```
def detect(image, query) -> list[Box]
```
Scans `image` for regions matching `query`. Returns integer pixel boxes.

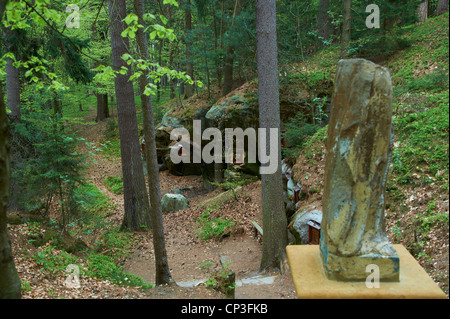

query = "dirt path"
[75,108,296,299]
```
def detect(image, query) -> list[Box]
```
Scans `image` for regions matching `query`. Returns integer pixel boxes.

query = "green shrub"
[195,211,235,241]
[11,88,87,226]
[33,245,80,275]
[282,113,321,162]
[393,91,449,184]
[103,176,123,195]
[349,33,412,60]
[104,119,119,139]
[84,253,152,289]
[100,138,121,158]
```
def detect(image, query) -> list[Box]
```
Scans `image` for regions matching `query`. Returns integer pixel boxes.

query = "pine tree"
[256,0,288,272]
[341,0,352,58]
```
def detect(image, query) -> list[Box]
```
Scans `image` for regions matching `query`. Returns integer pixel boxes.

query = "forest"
[0,0,448,300]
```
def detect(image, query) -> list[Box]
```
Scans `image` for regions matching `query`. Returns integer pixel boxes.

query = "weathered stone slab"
[320,59,399,282]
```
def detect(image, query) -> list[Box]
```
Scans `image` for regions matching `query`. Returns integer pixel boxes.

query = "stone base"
[319,236,400,282]
[286,244,447,299]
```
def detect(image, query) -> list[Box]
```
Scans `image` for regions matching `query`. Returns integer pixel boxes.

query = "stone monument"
[319,58,399,282]
[286,59,447,298]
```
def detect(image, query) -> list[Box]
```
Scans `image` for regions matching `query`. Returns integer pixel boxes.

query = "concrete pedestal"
[286,244,447,299]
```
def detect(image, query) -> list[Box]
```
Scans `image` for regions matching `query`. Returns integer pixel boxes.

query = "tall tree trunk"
[96,87,105,122]
[156,40,163,103]
[133,0,174,286]
[4,28,21,122]
[222,45,234,96]
[0,81,22,299]
[418,1,428,23]
[317,0,330,43]
[103,94,109,118]
[108,0,151,232]
[213,8,222,90]
[0,1,21,298]
[184,0,194,99]
[255,0,288,272]
[168,6,176,100]
[222,0,242,97]
[92,24,108,122]
[437,0,448,15]
[341,0,351,58]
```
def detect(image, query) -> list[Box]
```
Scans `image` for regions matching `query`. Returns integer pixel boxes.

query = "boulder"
[290,209,322,245]
[161,193,189,213]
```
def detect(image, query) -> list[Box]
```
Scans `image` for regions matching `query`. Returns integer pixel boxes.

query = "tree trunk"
[93,24,108,122]
[133,0,174,286]
[108,0,151,232]
[255,0,288,272]
[341,0,351,58]
[103,94,109,118]
[168,6,176,100]
[184,0,194,99]
[222,45,234,96]
[156,40,163,103]
[4,27,21,122]
[317,0,330,43]
[0,81,22,299]
[222,0,242,97]
[437,0,448,15]
[418,1,428,23]
[0,1,21,298]
[96,89,105,122]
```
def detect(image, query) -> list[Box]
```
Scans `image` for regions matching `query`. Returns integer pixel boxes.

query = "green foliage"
[206,265,236,298]
[32,223,152,290]
[11,88,87,225]
[72,182,116,230]
[392,91,449,186]
[349,33,412,60]
[195,209,235,241]
[84,253,153,289]
[406,69,449,92]
[93,226,134,262]
[282,113,322,162]
[104,119,119,139]
[103,176,123,195]
[415,201,450,235]
[215,171,258,192]
[200,259,236,298]
[46,33,94,84]
[34,245,80,274]
[100,137,121,159]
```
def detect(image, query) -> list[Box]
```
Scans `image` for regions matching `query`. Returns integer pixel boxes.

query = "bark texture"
[133,0,174,285]
[108,0,151,231]
[341,0,351,58]
[255,0,288,272]
[0,82,21,299]
[4,27,21,122]
[317,0,330,42]
[184,0,194,99]
[437,0,448,15]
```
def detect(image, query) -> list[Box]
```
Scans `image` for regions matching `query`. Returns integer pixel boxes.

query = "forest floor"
[8,106,296,299]
[79,112,297,299]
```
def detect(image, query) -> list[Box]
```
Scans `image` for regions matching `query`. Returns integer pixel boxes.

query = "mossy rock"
[6,212,23,225]
[56,231,88,254]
